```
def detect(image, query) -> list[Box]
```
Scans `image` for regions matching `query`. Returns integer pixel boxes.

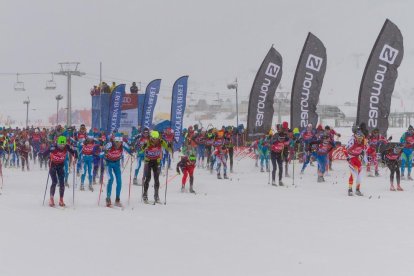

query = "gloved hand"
[176,169,181,175]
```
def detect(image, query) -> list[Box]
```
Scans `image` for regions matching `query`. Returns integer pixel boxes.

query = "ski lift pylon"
[14,73,25,92]
[45,73,56,90]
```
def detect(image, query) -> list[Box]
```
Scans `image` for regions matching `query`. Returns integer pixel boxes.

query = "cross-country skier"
[400,125,414,180]
[17,139,30,171]
[103,133,132,207]
[142,130,171,203]
[324,125,341,170]
[214,145,228,179]
[194,129,206,168]
[270,131,288,186]
[47,136,78,207]
[176,154,196,193]
[381,143,404,191]
[366,128,390,177]
[345,130,367,196]
[310,134,335,182]
[210,130,224,173]
[80,132,98,191]
[224,126,235,173]
[133,128,149,185]
[299,124,316,174]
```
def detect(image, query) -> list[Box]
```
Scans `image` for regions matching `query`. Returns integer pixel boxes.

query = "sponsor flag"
[246,46,283,140]
[170,76,188,152]
[108,84,126,134]
[119,94,138,135]
[290,32,327,130]
[356,19,404,135]
[137,94,145,128]
[100,93,111,133]
[141,79,161,129]
[91,95,101,130]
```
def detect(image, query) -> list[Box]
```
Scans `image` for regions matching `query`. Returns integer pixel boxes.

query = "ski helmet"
[57,136,67,145]
[150,130,160,139]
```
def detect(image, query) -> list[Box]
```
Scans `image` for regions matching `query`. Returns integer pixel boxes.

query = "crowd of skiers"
[0,120,413,208]
[0,123,243,207]
[250,121,412,196]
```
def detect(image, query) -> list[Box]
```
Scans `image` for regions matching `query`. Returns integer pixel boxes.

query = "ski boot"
[89,185,94,192]
[408,175,413,181]
[285,172,290,178]
[59,197,65,207]
[224,173,229,179]
[133,178,138,186]
[93,179,97,185]
[189,185,196,194]
[142,193,149,204]
[375,170,379,177]
[397,184,404,191]
[106,197,112,207]
[65,181,69,188]
[390,184,396,191]
[401,174,405,180]
[80,184,85,191]
[272,180,277,186]
[154,194,161,204]
[317,176,323,183]
[348,188,353,196]
[279,181,284,186]
[322,176,325,182]
[114,197,123,207]
[260,167,264,172]
[266,167,270,173]
[49,197,55,207]
[181,185,185,193]
[355,189,363,196]
[217,173,222,179]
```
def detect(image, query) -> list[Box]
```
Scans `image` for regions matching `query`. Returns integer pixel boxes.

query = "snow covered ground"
[1,129,414,276]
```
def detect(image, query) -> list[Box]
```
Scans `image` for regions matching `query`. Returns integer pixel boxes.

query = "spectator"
[101,82,111,94]
[90,85,100,96]
[130,82,139,94]
[110,82,116,92]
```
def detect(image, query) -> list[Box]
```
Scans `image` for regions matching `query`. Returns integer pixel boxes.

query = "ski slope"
[1,132,414,276]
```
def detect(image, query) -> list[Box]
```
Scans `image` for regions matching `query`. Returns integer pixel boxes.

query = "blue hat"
[114,132,123,142]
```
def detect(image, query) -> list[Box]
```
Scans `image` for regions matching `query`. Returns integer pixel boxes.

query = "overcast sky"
[0,0,413,125]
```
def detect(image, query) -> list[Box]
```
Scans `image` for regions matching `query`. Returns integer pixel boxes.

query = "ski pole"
[98,162,104,206]
[141,163,147,202]
[72,159,76,206]
[42,167,51,206]
[268,158,271,185]
[292,151,295,186]
[164,163,169,205]
[122,155,130,173]
[128,155,133,205]
[0,159,3,191]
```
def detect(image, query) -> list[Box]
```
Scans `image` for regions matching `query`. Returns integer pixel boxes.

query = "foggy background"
[0,0,412,126]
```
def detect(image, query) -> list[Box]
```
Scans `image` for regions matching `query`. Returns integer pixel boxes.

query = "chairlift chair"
[14,74,25,91]
[45,74,56,90]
